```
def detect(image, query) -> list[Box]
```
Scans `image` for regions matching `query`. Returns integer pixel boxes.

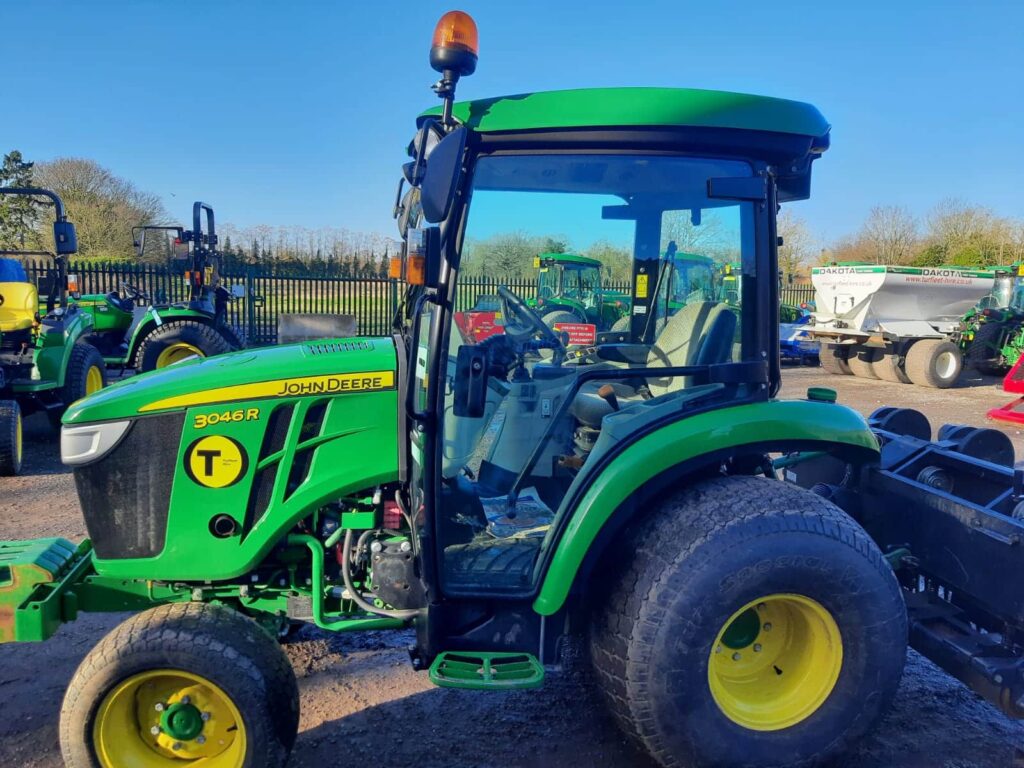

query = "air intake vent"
[306,341,373,355]
[73,413,184,559]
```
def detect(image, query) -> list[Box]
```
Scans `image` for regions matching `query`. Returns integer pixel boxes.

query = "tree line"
[0,150,398,278]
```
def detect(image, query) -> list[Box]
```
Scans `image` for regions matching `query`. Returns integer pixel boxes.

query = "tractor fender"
[32,310,95,389]
[532,399,879,616]
[125,308,220,362]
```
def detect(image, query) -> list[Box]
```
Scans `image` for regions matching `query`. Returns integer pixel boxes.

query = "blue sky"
[4,1,1022,245]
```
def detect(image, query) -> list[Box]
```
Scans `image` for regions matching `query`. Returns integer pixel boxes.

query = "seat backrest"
[646,301,730,396]
[0,282,38,332]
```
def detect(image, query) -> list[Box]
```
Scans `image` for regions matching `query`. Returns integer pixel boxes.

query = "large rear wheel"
[964,320,1010,376]
[136,320,235,372]
[0,399,23,476]
[590,476,906,768]
[60,602,299,768]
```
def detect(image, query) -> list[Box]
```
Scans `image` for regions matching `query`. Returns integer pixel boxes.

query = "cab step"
[428,651,545,690]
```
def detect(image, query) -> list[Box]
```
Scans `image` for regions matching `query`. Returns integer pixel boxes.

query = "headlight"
[61,420,132,466]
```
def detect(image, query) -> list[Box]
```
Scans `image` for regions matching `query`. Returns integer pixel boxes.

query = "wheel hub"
[160,701,204,741]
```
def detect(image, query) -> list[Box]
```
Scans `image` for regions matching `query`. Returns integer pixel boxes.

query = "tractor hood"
[63,337,399,425]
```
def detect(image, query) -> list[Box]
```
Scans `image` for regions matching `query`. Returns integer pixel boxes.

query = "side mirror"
[53,221,78,255]
[453,345,488,418]
[421,126,467,223]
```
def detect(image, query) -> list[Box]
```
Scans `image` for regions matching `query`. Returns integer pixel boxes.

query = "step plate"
[428,651,545,690]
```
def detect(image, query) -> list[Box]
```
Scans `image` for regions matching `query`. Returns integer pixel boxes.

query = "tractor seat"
[571,302,735,428]
[107,292,134,313]
[0,282,38,332]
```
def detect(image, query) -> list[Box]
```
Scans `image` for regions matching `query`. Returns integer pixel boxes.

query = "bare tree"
[777,209,816,278]
[860,205,917,264]
[32,158,168,260]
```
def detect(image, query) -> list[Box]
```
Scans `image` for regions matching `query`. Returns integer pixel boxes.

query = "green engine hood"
[64,337,399,424]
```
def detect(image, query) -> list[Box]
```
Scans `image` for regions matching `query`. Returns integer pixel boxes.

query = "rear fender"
[532,399,879,615]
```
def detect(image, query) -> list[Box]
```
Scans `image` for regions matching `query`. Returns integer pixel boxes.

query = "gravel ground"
[2,366,1024,767]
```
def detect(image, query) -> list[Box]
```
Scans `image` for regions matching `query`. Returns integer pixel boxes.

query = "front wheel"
[0,399,23,475]
[590,476,907,768]
[60,603,299,768]
[136,320,235,372]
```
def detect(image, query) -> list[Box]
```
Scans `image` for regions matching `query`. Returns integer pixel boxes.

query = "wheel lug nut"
[201,711,211,721]
[181,696,191,705]
[150,726,161,736]
[154,703,166,712]
[754,643,763,653]
[197,735,207,745]
[757,603,766,611]
[763,623,772,632]
[715,645,722,654]
[172,742,183,751]
[732,652,741,661]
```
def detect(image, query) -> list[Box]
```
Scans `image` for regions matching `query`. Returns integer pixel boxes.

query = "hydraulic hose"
[341,529,420,620]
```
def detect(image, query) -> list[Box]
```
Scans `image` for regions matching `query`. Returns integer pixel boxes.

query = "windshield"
[419,152,762,596]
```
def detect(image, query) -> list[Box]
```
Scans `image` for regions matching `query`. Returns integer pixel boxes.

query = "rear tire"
[51,343,108,428]
[136,320,234,373]
[871,351,912,384]
[60,602,298,768]
[818,343,852,375]
[846,346,881,378]
[590,476,906,768]
[905,339,962,388]
[964,320,1010,376]
[0,400,23,476]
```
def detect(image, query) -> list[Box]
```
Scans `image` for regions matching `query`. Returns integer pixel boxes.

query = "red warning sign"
[553,322,597,345]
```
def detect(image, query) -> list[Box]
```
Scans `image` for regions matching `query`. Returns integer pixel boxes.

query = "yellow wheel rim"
[85,365,104,395]
[156,343,204,368]
[708,594,843,731]
[93,669,246,767]
[15,410,22,465]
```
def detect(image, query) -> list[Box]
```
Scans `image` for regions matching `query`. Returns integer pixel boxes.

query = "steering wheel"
[120,281,149,303]
[497,285,566,357]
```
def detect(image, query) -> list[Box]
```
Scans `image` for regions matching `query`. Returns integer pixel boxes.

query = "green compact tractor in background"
[957,265,1024,375]
[0,187,106,475]
[73,201,243,373]
[530,252,630,330]
[4,12,1024,768]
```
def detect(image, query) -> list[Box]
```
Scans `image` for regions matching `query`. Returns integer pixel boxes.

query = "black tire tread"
[135,320,234,372]
[61,343,107,407]
[590,476,904,768]
[0,399,22,476]
[60,602,298,768]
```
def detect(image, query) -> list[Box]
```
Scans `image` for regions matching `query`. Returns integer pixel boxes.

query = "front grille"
[74,413,184,559]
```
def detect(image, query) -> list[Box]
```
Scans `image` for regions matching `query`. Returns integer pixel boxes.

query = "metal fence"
[22,259,816,345]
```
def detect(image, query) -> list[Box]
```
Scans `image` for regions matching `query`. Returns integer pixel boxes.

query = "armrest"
[594,343,650,365]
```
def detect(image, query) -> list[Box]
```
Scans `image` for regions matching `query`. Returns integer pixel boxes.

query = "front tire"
[60,603,299,768]
[590,476,907,768]
[136,320,234,372]
[0,399,23,476]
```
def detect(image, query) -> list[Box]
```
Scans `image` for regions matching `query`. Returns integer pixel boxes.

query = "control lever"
[597,384,620,411]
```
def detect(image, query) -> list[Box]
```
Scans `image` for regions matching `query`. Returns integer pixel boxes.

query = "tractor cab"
[531,252,628,331]
[390,15,828,614]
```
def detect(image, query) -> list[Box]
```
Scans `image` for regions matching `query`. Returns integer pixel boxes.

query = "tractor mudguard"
[13,309,94,392]
[532,398,879,616]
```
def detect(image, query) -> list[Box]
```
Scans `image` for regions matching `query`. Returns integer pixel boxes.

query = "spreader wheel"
[818,343,852,375]
[0,399,23,476]
[905,339,962,388]
[590,476,907,768]
[846,346,881,379]
[60,603,298,768]
[871,351,912,384]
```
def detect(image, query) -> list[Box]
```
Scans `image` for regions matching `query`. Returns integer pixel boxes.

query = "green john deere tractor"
[0,187,107,475]
[5,11,1024,768]
[72,201,243,373]
[530,252,630,331]
[956,265,1024,375]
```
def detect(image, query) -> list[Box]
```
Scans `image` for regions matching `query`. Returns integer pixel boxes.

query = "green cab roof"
[540,252,601,268]
[422,87,829,140]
